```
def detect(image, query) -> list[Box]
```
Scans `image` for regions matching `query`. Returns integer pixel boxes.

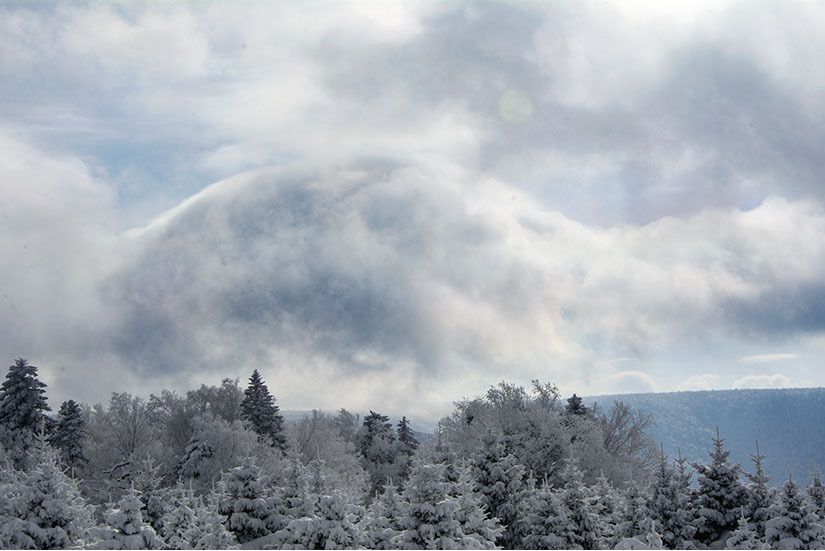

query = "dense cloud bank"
[3,1,825,411]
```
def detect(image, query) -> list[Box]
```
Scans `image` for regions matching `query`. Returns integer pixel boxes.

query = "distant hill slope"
[588,388,825,484]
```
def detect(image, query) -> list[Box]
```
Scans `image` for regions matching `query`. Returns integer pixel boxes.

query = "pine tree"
[765,476,825,550]
[362,480,405,550]
[807,470,825,518]
[360,410,399,494]
[396,416,419,456]
[452,463,502,549]
[160,483,199,549]
[240,369,287,452]
[0,358,50,457]
[177,434,215,482]
[693,428,748,545]
[132,457,168,534]
[99,487,165,550]
[558,459,600,550]
[49,399,87,474]
[184,494,238,549]
[519,479,569,550]
[746,443,774,539]
[309,490,363,549]
[590,472,622,548]
[619,481,650,540]
[1,446,96,549]
[649,448,696,549]
[470,435,527,548]
[217,458,278,543]
[727,512,768,550]
[565,394,589,416]
[395,460,466,549]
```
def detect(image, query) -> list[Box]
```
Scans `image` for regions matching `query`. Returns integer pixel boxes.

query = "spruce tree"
[396,416,419,456]
[470,435,527,549]
[360,410,399,494]
[520,479,569,549]
[361,480,405,549]
[452,463,503,549]
[693,428,748,545]
[746,443,773,539]
[807,470,825,518]
[49,399,87,474]
[727,512,768,550]
[185,494,238,549]
[558,459,601,550]
[619,481,650,540]
[240,369,286,452]
[0,358,50,456]
[132,457,168,534]
[99,487,165,550]
[649,448,696,549]
[765,476,825,550]
[395,460,466,549]
[590,472,622,548]
[217,458,278,544]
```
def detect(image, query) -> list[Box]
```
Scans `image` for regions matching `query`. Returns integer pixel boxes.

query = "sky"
[2,0,825,422]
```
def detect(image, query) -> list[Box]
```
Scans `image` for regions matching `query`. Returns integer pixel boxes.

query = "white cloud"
[733,374,793,389]
[604,371,657,394]
[738,353,799,364]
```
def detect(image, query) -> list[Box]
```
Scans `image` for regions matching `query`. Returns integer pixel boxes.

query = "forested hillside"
[590,388,825,484]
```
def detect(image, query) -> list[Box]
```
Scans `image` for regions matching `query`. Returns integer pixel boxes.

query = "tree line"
[0,357,823,549]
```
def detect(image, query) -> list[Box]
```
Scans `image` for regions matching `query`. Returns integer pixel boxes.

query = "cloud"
[604,371,657,394]
[733,374,794,389]
[738,353,799,364]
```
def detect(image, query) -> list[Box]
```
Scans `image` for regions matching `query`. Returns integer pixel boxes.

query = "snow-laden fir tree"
[177,433,214,482]
[619,481,650,540]
[746,443,774,540]
[693,429,748,546]
[0,445,96,549]
[159,483,200,549]
[727,512,768,550]
[0,358,50,460]
[519,478,570,550]
[807,471,825,518]
[361,480,406,550]
[451,463,502,549]
[649,448,696,549]
[217,457,279,544]
[470,434,527,549]
[132,456,168,534]
[240,369,287,452]
[184,494,238,550]
[558,458,601,550]
[396,416,419,457]
[278,490,363,550]
[98,487,165,550]
[360,410,399,494]
[394,459,471,549]
[49,399,87,474]
[765,476,825,550]
[589,471,623,548]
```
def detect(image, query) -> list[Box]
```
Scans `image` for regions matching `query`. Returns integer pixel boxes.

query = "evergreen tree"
[693,429,748,545]
[285,490,362,549]
[746,443,774,539]
[177,434,214,482]
[807,470,825,518]
[185,494,238,550]
[217,458,278,543]
[765,476,825,550]
[558,459,600,550]
[362,480,405,550]
[240,369,287,452]
[99,487,165,550]
[619,481,650,540]
[452,464,503,549]
[590,472,623,548]
[470,435,527,549]
[565,394,589,416]
[727,512,768,550]
[359,410,399,494]
[0,358,50,457]
[49,399,87,474]
[0,446,96,549]
[159,483,199,549]
[520,479,569,550]
[395,460,466,549]
[132,457,168,534]
[396,416,419,456]
[649,448,696,549]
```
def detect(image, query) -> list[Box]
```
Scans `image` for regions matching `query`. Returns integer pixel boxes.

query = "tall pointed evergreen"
[807,470,825,518]
[396,416,419,456]
[0,358,50,455]
[240,369,286,452]
[49,399,87,474]
[746,442,773,540]
[693,428,748,546]
[765,475,825,549]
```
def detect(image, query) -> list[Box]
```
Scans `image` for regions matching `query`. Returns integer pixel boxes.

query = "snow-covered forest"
[1,359,824,550]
